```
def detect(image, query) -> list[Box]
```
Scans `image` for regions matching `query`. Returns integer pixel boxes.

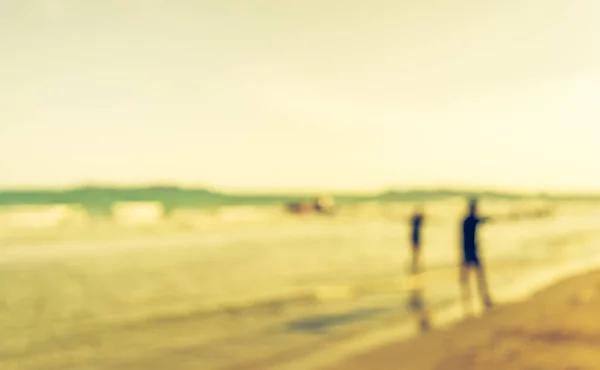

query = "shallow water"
[2,203,600,370]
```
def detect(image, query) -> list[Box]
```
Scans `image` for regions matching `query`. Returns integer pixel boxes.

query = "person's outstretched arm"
[478,215,494,224]
[481,214,518,223]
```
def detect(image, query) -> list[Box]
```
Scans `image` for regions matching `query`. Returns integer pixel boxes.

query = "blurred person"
[410,205,425,274]
[460,198,493,314]
[384,204,440,275]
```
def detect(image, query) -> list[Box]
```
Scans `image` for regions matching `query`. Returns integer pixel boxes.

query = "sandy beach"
[2,200,600,370]
[325,269,600,370]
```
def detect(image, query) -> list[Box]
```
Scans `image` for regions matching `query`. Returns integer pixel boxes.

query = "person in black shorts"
[410,205,424,274]
[460,198,493,313]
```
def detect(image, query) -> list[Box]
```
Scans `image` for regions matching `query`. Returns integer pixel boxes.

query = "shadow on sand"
[284,307,390,334]
[282,273,433,336]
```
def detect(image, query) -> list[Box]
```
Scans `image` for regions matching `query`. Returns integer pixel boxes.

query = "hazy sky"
[2,0,600,191]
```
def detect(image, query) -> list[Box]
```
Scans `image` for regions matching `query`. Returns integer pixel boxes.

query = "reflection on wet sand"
[407,273,431,332]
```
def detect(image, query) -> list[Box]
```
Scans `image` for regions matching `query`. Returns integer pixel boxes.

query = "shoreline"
[259,252,600,370]
[321,267,600,370]
[4,208,600,370]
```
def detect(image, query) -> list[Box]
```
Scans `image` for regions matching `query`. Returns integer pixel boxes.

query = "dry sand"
[325,269,600,370]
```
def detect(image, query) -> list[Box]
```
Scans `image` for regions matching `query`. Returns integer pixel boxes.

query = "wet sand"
[325,269,600,370]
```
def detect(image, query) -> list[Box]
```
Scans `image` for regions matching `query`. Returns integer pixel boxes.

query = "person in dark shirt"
[410,205,424,274]
[460,198,493,313]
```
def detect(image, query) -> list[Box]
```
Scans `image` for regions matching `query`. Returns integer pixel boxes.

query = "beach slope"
[325,270,600,370]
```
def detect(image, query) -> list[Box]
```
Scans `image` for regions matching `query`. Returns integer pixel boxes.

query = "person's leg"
[411,244,420,274]
[459,263,473,315]
[475,260,493,308]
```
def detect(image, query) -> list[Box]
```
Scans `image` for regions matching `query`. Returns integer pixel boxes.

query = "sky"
[2,0,600,192]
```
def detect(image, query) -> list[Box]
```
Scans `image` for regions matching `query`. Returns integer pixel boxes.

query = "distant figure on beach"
[410,205,424,274]
[460,198,493,313]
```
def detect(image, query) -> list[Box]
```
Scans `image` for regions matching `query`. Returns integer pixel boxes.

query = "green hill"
[0,186,594,214]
